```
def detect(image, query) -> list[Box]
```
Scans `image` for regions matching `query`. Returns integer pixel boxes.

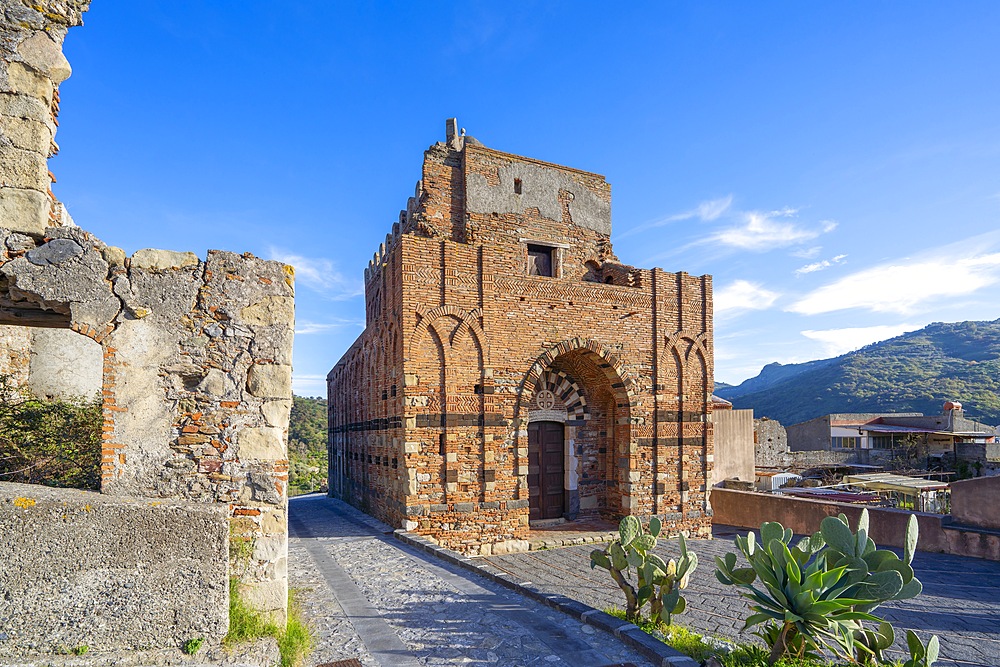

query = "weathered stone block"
[0,144,48,190]
[247,363,292,399]
[242,295,294,326]
[130,248,199,270]
[0,186,48,235]
[261,398,292,427]
[0,114,50,153]
[5,61,53,105]
[17,32,73,84]
[239,426,285,460]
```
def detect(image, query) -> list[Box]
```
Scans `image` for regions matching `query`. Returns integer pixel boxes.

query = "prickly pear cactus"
[590,516,697,625]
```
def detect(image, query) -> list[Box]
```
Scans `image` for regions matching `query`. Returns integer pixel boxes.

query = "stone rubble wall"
[0,0,295,654]
[0,227,295,627]
[1,1,89,236]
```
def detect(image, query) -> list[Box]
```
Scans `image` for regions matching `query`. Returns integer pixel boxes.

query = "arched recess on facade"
[514,338,635,522]
[664,330,712,515]
[407,305,489,367]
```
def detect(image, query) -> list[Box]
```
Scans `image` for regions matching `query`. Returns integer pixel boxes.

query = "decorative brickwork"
[328,121,714,554]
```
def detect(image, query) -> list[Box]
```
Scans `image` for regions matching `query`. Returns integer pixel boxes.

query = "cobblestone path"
[486,526,1000,667]
[288,495,657,667]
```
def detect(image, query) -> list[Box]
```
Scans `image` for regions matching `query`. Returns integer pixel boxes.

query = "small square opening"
[527,244,553,277]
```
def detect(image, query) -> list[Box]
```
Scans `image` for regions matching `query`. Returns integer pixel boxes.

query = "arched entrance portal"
[519,343,633,524]
[527,421,565,521]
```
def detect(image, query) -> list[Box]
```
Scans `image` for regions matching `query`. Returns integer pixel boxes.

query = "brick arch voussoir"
[515,337,635,421]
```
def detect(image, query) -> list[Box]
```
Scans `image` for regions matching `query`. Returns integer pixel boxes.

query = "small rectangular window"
[527,244,553,277]
[514,178,523,194]
[831,436,860,449]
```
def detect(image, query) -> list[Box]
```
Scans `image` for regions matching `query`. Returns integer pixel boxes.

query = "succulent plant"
[590,515,697,625]
[714,509,932,665]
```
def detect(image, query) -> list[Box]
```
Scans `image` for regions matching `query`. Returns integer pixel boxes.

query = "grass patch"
[225,579,313,667]
[603,609,903,667]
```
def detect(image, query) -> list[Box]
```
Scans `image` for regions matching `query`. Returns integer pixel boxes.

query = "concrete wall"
[950,476,1000,530]
[0,481,228,656]
[786,415,832,451]
[712,408,754,484]
[711,486,1000,561]
[754,417,789,468]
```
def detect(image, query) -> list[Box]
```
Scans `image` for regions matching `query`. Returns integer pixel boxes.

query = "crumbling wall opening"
[0,264,105,489]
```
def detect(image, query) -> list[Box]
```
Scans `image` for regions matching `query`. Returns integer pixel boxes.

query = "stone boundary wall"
[0,482,228,656]
[711,486,1000,561]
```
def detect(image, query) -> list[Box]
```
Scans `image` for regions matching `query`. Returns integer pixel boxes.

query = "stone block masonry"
[0,1,295,656]
[329,121,715,554]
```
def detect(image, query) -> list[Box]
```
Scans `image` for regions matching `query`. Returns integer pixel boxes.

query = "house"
[326,120,715,554]
[786,402,997,465]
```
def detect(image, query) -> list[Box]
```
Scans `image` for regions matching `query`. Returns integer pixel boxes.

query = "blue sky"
[54,2,1000,395]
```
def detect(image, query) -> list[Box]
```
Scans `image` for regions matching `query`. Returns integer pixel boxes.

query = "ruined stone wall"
[0,228,295,623]
[1,1,88,235]
[0,1,294,642]
[330,124,714,554]
[754,416,790,468]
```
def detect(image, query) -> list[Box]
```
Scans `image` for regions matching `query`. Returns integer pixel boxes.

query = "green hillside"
[722,319,1000,426]
[288,395,328,496]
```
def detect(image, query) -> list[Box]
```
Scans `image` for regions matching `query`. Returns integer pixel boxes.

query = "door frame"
[527,410,577,521]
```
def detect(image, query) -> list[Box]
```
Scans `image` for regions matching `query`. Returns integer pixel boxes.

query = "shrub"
[225,579,313,667]
[0,377,101,490]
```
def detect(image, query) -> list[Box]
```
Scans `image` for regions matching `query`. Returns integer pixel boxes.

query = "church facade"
[327,120,715,554]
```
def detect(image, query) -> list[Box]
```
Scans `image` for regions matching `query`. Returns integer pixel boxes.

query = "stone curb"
[393,529,699,667]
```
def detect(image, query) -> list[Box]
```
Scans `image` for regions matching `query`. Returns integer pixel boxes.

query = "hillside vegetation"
[716,319,1000,426]
[288,396,327,496]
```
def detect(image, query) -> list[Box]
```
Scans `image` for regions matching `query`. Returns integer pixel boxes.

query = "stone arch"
[515,337,634,420]
[531,369,589,421]
[515,339,634,522]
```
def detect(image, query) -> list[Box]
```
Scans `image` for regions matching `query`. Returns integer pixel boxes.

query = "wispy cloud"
[801,323,919,357]
[789,249,1000,315]
[619,195,733,239]
[268,247,363,300]
[295,319,364,335]
[715,279,780,317]
[795,254,848,276]
[292,374,327,397]
[792,246,822,259]
[708,208,833,252]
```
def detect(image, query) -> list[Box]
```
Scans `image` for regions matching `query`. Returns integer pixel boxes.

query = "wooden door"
[528,421,565,521]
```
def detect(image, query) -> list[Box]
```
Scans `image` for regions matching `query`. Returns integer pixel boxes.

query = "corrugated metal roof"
[845,473,949,492]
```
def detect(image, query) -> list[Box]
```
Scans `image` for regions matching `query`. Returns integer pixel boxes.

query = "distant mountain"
[715,358,837,400]
[717,319,1000,426]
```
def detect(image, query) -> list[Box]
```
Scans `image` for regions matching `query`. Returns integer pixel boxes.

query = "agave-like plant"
[715,509,930,665]
[590,515,697,625]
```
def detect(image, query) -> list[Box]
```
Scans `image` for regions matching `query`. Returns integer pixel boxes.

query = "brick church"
[327,120,715,554]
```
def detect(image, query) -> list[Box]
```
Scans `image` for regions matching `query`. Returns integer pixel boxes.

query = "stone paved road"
[486,526,1000,667]
[288,495,657,667]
